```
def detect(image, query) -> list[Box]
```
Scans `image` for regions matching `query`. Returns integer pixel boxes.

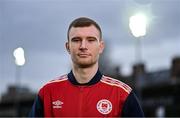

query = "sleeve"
[121,90,144,117]
[28,94,44,117]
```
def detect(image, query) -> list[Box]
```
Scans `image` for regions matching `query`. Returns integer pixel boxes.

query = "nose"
[79,40,87,50]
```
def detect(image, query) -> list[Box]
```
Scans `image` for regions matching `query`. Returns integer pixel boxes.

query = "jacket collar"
[67,69,102,86]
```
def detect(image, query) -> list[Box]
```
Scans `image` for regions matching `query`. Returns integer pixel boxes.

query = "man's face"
[66,25,104,68]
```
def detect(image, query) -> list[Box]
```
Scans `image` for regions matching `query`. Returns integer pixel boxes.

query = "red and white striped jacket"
[29,70,144,117]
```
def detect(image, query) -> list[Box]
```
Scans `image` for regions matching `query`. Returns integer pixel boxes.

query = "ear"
[99,40,105,54]
[65,42,70,54]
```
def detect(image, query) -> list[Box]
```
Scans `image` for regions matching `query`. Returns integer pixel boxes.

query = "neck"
[72,63,99,84]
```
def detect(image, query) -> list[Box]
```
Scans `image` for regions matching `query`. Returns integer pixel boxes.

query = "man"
[29,17,144,117]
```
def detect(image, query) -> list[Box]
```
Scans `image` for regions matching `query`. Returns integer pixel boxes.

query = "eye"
[87,37,97,42]
[71,37,81,42]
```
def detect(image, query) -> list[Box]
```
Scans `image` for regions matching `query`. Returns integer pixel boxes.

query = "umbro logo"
[52,100,63,109]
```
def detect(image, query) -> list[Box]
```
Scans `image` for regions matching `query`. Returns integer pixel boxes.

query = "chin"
[78,63,93,68]
[77,61,97,68]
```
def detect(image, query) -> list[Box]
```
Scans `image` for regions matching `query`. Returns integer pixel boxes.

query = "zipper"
[78,87,84,116]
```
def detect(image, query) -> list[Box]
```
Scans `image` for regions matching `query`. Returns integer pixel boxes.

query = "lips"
[78,53,90,57]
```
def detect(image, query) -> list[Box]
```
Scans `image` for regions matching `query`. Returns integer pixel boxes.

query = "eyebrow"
[70,37,81,40]
[86,36,97,39]
[70,36,98,40]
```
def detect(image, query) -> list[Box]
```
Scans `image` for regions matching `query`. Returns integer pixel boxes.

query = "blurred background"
[0,0,180,117]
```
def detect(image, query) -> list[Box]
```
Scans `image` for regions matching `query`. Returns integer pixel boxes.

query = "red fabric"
[38,75,131,117]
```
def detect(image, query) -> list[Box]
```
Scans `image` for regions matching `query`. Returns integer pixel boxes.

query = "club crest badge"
[96,99,112,114]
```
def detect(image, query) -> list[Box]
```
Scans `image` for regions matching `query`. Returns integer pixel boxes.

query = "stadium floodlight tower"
[129,13,147,63]
[13,47,26,116]
[129,13,148,99]
[13,47,26,87]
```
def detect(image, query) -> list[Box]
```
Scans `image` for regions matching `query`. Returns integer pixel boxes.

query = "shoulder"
[38,74,68,98]
[100,75,132,94]
[47,74,68,84]
[40,74,68,90]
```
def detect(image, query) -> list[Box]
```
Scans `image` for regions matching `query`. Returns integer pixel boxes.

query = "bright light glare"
[129,13,147,37]
[13,47,26,66]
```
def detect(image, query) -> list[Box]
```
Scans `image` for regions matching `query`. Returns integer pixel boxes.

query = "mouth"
[78,53,90,57]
